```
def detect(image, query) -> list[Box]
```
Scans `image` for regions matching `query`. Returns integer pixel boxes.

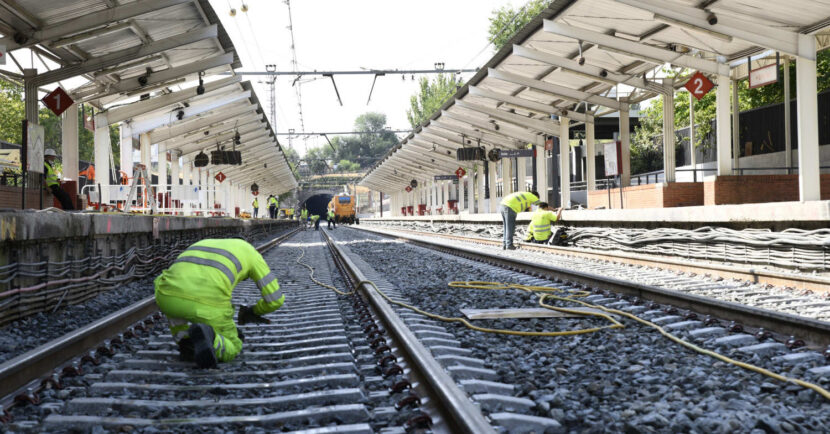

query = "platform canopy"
[0,0,297,195]
[360,0,830,194]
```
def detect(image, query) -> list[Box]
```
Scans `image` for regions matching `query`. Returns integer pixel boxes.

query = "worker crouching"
[154,238,284,368]
[524,202,563,244]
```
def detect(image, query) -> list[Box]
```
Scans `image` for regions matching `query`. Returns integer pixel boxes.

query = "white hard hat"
[44,149,57,157]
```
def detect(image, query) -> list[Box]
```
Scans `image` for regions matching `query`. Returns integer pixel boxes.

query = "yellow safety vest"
[311,215,319,222]
[501,192,539,214]
[328,210,335,219]
[154,239,284,316]
[301,210,308,219]
[252,198,258,208]
[525,209,558,241]
[44,161,60,187]
[269,197,278,207]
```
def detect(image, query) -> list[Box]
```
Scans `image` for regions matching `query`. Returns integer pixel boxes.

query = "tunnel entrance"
[304,194,333,218]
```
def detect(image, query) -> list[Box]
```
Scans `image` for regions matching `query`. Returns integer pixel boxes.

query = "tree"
[406,74,460,128]
[487,0,548,51]
[301,112,398,176]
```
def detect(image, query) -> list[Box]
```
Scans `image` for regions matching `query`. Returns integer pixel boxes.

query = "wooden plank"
[460,307,615,320]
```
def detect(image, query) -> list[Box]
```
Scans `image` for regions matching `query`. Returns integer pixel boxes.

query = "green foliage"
[488,0,548,51]
[0,80,24,145]
[335,159,360,172]
[406,74,460,128]
[301,113,397,177]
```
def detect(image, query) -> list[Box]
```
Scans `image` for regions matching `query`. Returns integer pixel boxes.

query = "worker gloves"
[238,305,271,325]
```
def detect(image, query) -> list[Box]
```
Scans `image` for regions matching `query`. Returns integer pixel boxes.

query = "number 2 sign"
[685,71,714,101]
[41,86,74,117]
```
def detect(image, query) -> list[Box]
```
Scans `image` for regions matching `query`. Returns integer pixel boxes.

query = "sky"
[209,0,525,155]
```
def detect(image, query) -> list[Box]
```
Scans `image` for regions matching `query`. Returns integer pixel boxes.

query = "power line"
[274,130,412,136]
[285,0,305,141]
[227,68,478,76]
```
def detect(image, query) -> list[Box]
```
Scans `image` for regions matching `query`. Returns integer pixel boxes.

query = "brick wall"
[0,185,51,209]
[587,182,704,209]
[704,175,830,205]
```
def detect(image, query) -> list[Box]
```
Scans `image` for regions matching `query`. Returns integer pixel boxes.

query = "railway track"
[355,225,830,348]
[1,228,496,433]
[325,227,829,432]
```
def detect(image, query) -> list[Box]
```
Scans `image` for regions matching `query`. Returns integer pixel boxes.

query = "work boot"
[188,323,218,369]
[177,337,195,362]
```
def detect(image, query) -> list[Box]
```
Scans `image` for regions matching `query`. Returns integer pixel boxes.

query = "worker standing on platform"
[499,190,539,250]
[327,208,336,229]
[251,196,259,219]
[43,149,74,210]
[300,207,308,228]
[311,214,320,230]
[268,195,278,219]
[523,202,563,244]
[154,238,284,368]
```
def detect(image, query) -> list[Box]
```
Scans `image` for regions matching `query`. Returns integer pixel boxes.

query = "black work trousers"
[49,184,74,210]
[269,206,276,219]
[328,217,336,229]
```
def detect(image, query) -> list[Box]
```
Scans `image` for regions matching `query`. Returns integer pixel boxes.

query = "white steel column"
[689,92,696,179]
[535,146,547,202]
[586,118,596,191]
[559,117,570,207]
[468,167,476,212]
[93,112,111,203]
[716,75,733,175]
[662,80,676,183]
[517,156,527,192]
[139,133,151,170]
[478,168,486,213]
[784,58,792,172]
[61,104,79,185]
[732,79,740,171]
[619,106,631,186]
[458,176,466,212]
[119,123,134,180]
[796,35,821,201]
[442,181,449,211]
[157,142,168,208]
[504,158,514,196]
[488,161,498,213]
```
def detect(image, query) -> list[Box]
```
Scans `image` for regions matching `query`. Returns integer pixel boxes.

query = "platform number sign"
[405,186,412,192]
[214,171,226,183]
[0,44,6,65]
[41,86,74,116]
[685,71,714,101]
[455,167,466,179]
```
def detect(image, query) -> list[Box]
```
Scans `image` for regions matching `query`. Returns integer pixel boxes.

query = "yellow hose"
[295,247,355,296]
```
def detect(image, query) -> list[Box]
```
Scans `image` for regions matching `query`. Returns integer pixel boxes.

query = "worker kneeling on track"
[154,238,284,369]
[523,202,563,244]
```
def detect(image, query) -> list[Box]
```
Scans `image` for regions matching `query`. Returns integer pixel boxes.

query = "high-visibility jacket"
[310,215,320,222]
[252,198,259,208]
[44,161,60,187]
[268,197,278,207]
[301,209,308,219]
[501,191,539,214]
[154,239,284,316]
[327,209,335,220]
[525,209,559,241]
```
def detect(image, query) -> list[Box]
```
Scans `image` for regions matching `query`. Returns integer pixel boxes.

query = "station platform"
[369,200,830,230]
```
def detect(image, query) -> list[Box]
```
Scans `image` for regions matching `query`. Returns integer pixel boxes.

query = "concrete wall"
[704,174,830,205]
[587,182,704,209]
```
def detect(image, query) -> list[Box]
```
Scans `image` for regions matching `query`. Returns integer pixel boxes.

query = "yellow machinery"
[278,208,294,219]
[327,194,358,224]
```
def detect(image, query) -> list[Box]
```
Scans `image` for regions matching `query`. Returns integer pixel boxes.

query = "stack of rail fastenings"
[564,227,830,271]
[0,224,287,327]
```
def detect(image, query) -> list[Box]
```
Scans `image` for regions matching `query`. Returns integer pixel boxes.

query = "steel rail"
[0,227,300,402]
[371,227,830,294]
[320,230,496,434]
[353,226,830,348]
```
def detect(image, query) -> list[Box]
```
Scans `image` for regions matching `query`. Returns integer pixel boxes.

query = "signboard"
[544,137,553,151]
[214,171,226,183]
[27,123,45,174]
[434,174,457,181]
[603,141,622,177]
[499,149,534,158]
[455,167,466,178]
[749,63,778,89]
[83,105,95,132]
[684,71,714,101]
[405,186,412,192]
[0,44,6,65]
[41,86,74,117]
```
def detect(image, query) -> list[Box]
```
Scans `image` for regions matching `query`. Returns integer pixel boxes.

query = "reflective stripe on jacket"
[501,192,539,214]
[268,197,278,207]
[301,210,308,219]
[525,209,558,241]
[44,162,60,187]
[154,239,284,316]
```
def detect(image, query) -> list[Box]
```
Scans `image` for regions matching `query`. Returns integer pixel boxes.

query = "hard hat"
[44,149,57,157]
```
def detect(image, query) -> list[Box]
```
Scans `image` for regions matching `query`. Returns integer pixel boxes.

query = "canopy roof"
[360,0,830,192]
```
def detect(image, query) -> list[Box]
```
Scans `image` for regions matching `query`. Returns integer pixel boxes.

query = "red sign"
[252,191,259,196]
[405,186,412,192]
[685,71,714,100]
[455,167,466,179]
[215,172,226,183]
[42,86,74,116]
